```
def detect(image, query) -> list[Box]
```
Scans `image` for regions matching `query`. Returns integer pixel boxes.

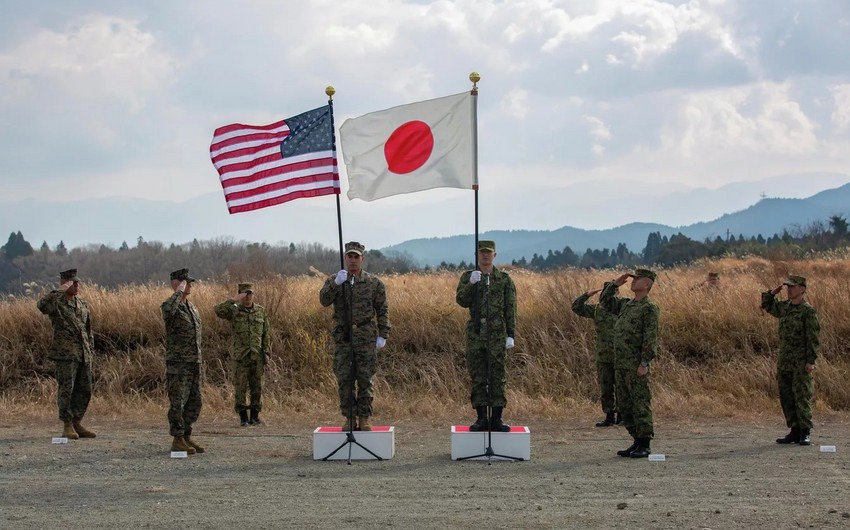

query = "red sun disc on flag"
[384,120,434,174]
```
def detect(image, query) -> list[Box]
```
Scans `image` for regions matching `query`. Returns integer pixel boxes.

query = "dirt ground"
[1,413,849,529]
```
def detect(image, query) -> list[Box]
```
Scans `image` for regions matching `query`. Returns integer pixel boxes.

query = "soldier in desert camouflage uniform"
[572,282,619,427]
[600,269,660,458]
[456,240,517,432]
[215,282,271,427]
[319,242,390,431]
[37,268,97,440]
[161,268,204,454]
[761,275,820,446]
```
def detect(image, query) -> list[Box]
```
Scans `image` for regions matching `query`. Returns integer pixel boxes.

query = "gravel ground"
[1,415,849,529]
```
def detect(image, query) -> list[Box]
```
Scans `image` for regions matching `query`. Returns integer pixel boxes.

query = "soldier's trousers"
[53,360,92,422]
[466,340,507,408]
[777,367,814,431]
[166,362,202,437]
[233,359,263,413]
[333,344,376,417]
[597,361,617,414]
[615,367,653,439]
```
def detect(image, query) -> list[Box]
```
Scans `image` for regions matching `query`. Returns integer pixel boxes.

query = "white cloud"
[585,115,611,156]
[831,84,850,133]
[500,88,529,120]
[576,60,589,74]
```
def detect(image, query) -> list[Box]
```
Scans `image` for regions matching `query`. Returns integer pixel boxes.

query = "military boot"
[469,406,488,432]
[629,438,652,458]
[171,436,196,455]
[596,412,616,427]
[62,421,79,440]
[184,434,205,453]
[617,438,638,457]
[358,416,372,431]
[72,419,96,438]
[776,427,800,444]
[249,407,262,426]
[798,429,812,446]
[490,407,511,432]
[239,409,249,427]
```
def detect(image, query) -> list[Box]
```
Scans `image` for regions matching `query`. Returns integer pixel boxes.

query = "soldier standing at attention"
[161,268,204,454]
[572,282,619,427]
[456,240,517,432]
[215,283,271,427]
[319,242,390,431]
[37,268,96,440]
[761,275,820,446]
[600,269,660,458]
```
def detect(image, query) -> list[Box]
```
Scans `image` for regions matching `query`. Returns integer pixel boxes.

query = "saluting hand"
[613,273,631,287]
[586,288,603,297]
[235,292,248,302]
[771,285,783,295]
[60,281,74,292]
[177,280,187,293]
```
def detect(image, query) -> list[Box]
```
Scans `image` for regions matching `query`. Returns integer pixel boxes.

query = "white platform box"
[451,425,531,461]
[312,426,395,460]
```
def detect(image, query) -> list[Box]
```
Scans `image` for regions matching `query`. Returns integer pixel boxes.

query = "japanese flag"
[339,92,475,202]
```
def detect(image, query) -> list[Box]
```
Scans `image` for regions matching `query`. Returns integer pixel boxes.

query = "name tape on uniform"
[51,437,69,444]
[648,454,666,462]
[170,451,189,459]
[819,445,837,453]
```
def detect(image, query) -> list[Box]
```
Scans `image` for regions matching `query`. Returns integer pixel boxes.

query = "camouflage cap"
[238,282,254,294]
[707,272,720,279]
[783,275,807,287]
[478,240,496,252]
[170,268,197,282]
[59,269,79,282]
[632,268,657,282]
[344,241,365,256]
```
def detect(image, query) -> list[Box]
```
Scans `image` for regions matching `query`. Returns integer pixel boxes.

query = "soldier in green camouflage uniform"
[456,240,517,432]
[572,282,618,427]
[215,282,271,427]
[761,275,820,446]
[600,269,660,458]
[319,242,390,431]
[161,268,204,454]
[37,268,97,440]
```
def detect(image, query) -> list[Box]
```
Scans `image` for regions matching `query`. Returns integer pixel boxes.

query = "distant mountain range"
[383,183,850,266]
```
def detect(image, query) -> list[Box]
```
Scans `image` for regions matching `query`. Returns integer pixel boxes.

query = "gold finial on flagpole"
[469,72,480,95]
[326,85,336,101]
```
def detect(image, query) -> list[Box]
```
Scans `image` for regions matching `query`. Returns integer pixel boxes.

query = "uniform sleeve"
[319,277,339,307]
[760,291,783,318]
[160,291,183,321]
[85,301,94,347]
[805,306,820,364]
[262,309,272,354]
[599,282,627,315]
[504,275,517,339]
[36,290,64,315]
[374,279,390,338]
[641,303,660,364]
[571,293,595,318]
[455,271,475,308]
[214,299,238,320]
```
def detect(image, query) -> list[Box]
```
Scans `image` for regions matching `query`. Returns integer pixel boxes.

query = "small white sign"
[648,454,666,462]
[170,451,188,459]
[819,445,837,453]
[51,437,68,444]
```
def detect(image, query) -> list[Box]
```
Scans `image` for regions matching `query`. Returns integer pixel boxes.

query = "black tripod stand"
[322,276,382,464]
[457,272,523,464]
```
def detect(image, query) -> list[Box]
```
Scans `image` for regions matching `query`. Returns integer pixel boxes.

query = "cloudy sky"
[2,0,850,247]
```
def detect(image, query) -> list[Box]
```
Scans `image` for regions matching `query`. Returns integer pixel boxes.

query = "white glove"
[469,271,482,284]
[376,336,386,349]
[505,337,515,349]
[334,269,348,285]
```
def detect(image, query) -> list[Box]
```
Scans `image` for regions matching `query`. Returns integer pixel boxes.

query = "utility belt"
[472,316,503,334]
[351,318,374,330]
[340,318,375,342]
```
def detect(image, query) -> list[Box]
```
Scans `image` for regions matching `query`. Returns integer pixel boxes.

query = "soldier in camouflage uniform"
[161,268,204,454]
[600,269,660,458]
[572,282,619,427]
[761,275,820,446]
[456,240,517,432]
[215,283,271,427]
[37,268,97,440]
[319,242,390,431]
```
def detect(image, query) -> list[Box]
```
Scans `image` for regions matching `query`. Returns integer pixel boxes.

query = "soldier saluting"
[37,268,96,440]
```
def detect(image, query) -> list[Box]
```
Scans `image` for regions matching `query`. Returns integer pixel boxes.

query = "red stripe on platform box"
[315,426,393,433]
[452,425,529,433]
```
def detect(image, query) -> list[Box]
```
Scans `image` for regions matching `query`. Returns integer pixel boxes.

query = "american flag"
[210,105,340,214]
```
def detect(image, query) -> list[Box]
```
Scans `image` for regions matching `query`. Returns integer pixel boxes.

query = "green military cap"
[344,241,365,255]
[707,272,720,279]
[238,282,254,294]
[783,275,807,287]
[59,268,79,282]
[478,240,496,252]
[632,268,657,282]
[170,268,197,282]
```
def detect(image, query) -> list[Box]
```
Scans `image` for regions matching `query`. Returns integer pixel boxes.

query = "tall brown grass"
[2,258,849,424]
